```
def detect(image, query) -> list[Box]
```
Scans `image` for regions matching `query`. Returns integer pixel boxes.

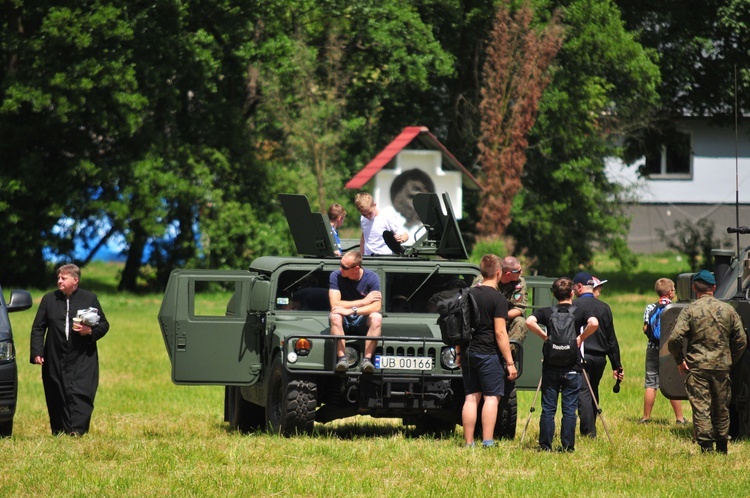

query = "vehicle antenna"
[726,65,746,298]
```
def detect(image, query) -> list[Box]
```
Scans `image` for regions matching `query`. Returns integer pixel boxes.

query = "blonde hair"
[654,278,675,297]
[354,192,374,212]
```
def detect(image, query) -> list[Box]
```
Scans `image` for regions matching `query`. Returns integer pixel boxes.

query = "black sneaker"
[335,358,348,373]
[361,357,375,374]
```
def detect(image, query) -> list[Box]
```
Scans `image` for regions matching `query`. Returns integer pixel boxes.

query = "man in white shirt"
[354,192,409,255]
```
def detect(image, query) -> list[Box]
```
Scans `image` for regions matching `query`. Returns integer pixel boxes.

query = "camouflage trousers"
[507,316,527,361]
[507,316,528,344]
[685,369,731,444]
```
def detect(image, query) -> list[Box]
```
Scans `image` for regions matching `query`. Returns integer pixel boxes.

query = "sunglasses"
[508,269,522,274]
[340,263,358,271]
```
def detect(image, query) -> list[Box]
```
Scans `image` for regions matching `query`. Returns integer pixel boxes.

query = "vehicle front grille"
[0,380,16,401]
[375,346,438,358]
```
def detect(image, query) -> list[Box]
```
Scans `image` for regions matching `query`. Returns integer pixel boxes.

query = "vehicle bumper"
[0,361,18,422]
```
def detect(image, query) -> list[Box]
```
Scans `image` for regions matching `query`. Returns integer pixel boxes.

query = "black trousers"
[578,354,607,437]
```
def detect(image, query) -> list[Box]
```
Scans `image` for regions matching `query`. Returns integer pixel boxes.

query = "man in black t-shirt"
[527,277,598,452]
[458,254,517,448]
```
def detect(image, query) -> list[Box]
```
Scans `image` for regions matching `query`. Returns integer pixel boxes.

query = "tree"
[506,0,660,274]
[476,1,564,237]
[657,219,730,272]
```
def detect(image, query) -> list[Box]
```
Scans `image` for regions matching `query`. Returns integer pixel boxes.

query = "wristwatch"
[351,307,358,316]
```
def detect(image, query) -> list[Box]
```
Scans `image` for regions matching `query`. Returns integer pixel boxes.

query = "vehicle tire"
[266,356,317,436]
[0,419,11,438]
[228,386,265,433]
[730,351,750,439]
[495,387,517,440]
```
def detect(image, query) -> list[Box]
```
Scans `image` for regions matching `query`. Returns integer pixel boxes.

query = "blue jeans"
[539,367,581,450]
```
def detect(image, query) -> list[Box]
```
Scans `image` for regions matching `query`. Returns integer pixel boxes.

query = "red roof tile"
[345,126,481,190]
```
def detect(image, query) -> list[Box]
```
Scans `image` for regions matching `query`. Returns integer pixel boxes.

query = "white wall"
[606,119,750,204]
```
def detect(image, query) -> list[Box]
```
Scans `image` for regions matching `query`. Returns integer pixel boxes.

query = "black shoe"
[699,441,714,453]
[716,439,728,454]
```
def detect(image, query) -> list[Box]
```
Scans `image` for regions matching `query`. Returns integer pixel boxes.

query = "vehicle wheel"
[266,356,317,436]
[730,351,750,439]
[495,387,517,440]
[0,419,12,437]
[228,386,265,433]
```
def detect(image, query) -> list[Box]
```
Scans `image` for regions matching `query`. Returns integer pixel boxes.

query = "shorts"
[644,346,659,389]
[462,352,505,397]
[343,314,368,335]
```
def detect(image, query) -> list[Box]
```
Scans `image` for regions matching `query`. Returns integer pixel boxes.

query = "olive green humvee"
[158,193,555,437]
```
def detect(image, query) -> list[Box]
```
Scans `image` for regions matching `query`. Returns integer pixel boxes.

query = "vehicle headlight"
[441,347,459,370]
[0,341,15,362]
[344,346,359,368]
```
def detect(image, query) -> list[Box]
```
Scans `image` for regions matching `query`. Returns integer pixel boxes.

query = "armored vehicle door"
[159,269,267,385]
[657,303,689,399]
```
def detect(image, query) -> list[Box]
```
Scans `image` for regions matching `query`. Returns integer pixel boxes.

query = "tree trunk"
[118,224,146,292]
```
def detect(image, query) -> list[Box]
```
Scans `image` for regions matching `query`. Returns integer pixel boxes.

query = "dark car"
[0,286,33,436]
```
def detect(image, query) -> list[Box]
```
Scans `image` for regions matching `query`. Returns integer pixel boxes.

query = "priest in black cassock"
[30,263,110,436]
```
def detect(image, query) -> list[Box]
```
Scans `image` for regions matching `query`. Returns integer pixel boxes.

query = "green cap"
[692,270,716,285]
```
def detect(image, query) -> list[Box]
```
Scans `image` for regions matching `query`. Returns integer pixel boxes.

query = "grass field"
[3,255,750,497]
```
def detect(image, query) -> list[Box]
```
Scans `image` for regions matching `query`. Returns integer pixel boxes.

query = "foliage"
[616,0,750,164]
[0,0,719,290]
[476,1,564,237]
[656,219,730,272]
[617,0,750,119]
[507,0,659,275]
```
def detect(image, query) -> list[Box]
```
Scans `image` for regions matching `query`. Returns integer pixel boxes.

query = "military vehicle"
[158,193,555,436]
[0,285,33,437]
[659,245,750,438]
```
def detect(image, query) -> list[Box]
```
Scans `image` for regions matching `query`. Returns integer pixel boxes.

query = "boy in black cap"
[668,270,747,453]
[572,271,624,438]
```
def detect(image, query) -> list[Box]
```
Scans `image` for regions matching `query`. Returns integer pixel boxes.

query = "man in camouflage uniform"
[497,256,527,358]
[668,270,747,454]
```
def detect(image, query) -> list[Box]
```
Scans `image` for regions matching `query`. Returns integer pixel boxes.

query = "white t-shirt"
[361,211,404,255]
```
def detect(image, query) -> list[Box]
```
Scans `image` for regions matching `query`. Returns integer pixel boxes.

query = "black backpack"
[436,287,479,346]
[542,305,579,368]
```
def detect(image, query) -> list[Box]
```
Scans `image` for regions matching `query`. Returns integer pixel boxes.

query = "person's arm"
[395,231,409,243]
[329,281,382,316]
[668,308,689,375]
[494,317,517,380]
[508,307,523,320]
[603,309,623,372]
[84,295,109,341]
[577,316,599,347]
[30,294,48,365]
[525,315,546,340]
[730,310,748,364]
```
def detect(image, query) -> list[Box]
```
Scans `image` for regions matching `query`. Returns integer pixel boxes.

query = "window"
[385,272,476,314]
[643,130,692,178]
[275,270,332,311]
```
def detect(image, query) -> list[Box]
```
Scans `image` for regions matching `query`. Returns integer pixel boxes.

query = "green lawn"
[3,256,750,497]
